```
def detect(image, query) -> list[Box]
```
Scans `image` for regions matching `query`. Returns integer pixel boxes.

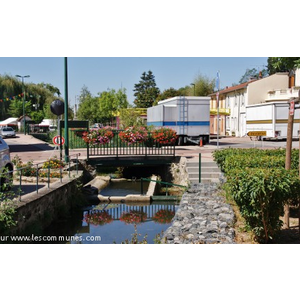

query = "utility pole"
[216,71,220,149]
[284,93,300,229]
[64,57,69,163]
[16,74,30,134]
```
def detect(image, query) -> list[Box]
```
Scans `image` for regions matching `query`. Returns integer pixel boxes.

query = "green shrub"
[213,148,299,173]
[223,155,286,173]
[225,168,300,243]
[0,200,17,234]
[213,148,300,243]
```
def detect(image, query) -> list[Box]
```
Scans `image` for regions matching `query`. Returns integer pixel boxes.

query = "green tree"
[8,99,32,117]
[155,87,181,104]
[238,68,268,84]
[77,87,128,125]
[98,88,129,124]
[267,57,300,74]
[0,74,62,120]
[79,85,92,103]
[37,82,61,96]
[30,111,45,124]
[77,94,99,123]
[190,74,215,96]
[0,75,22,120]
[177,86,190,96]
[133,71,160,108]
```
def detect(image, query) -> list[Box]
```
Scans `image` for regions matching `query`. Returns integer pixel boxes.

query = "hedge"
[213,148,300,243]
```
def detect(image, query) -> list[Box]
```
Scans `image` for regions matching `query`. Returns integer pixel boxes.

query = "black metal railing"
[0,154,80,201]
[87,130,176,157]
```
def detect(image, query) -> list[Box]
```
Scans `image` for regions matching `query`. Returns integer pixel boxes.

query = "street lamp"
[190,83,195,96]
[16,75,30,135]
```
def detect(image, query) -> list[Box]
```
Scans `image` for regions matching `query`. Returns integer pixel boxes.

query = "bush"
[0,200,17,233]
[225,168,300,243]
[214,148,300,243]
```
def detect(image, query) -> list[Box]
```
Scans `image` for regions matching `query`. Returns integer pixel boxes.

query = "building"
[210,72,290,137]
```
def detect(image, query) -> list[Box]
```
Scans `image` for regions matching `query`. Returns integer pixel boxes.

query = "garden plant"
[213,148,300,243]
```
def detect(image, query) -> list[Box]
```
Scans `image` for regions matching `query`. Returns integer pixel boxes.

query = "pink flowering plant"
[152,209,175,224]
[118,126,148,145]
[83,211,113,226]
[82,126,114,146]
[120,210,147,224]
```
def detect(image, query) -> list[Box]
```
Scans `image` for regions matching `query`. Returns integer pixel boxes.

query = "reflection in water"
[100,180,149,196]
[42,181,178,244]
[77,203,177,244]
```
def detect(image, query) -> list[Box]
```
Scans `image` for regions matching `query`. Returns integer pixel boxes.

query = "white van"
[0,136,13,191]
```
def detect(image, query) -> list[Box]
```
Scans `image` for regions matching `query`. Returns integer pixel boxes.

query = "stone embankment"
[162,183,235,244]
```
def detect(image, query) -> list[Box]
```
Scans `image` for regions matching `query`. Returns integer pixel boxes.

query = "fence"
[0,154,80,201]
[87,130,176,157]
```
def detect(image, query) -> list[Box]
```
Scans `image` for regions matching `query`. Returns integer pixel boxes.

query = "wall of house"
[295,68,300,87]
[225,88,248,136]
[248,73,289,105]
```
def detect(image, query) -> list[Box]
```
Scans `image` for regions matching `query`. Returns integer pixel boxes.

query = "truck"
[147,96,210,145]
[246,101,300,140]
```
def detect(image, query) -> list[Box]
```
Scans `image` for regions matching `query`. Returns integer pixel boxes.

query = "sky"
[0,57,268,107]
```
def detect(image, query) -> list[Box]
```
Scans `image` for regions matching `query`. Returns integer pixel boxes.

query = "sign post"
[216,71,220,149]
[52,135,65,146]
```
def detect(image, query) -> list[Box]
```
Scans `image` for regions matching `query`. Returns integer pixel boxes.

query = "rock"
[162,182,235,244]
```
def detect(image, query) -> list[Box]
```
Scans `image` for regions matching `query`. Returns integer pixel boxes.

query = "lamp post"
[16,74,30,135]
[190,83,195,96]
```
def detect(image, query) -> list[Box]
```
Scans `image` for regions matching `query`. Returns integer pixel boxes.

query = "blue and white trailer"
[147,96,210,145]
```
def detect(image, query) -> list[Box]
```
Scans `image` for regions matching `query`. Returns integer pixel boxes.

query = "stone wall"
[162,183,235,244]
[11,172,83,235]
[170,157,189,187]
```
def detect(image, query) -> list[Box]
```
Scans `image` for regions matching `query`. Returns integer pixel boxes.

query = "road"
[5,134,82,164]
[5,134,299,164]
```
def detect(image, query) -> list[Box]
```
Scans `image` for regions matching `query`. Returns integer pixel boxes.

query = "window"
[241,94,245,106]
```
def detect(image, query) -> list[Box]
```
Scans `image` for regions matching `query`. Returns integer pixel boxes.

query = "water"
[100,180,149,196]
[42,180,178,244]
[74,203,177,244]
[44,203,178,244]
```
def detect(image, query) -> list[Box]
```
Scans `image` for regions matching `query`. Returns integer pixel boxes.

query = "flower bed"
[118,126,148,145]
[83,211,113,226]
[152,209,175,224]
[120,210,147,224]
[82,126,114,146]
[42,156,65,169]
[151,127,177,145]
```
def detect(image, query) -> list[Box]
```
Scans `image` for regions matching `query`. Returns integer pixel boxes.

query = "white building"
[221,72,290,137]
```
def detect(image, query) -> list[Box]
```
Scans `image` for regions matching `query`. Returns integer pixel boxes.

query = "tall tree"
[79,85,92,103]
[155,87,181,104]
[190,74,215,96]
[98,88,129,123]
[0,74,61,120]
[76,87,128,124]
[267,57,300,74]
[133,70,160,108]
[239,68,268,84]
[8,99,32,117]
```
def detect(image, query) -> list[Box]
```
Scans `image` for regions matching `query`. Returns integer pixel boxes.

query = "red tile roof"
[210,79,258,96]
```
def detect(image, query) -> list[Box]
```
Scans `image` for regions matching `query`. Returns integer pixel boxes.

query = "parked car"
[0,136,13,191]
[0,127,16,138]
[49,125,57,132]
